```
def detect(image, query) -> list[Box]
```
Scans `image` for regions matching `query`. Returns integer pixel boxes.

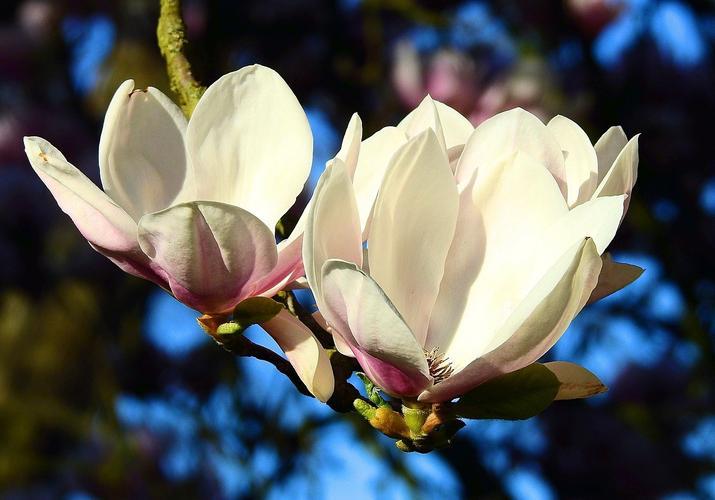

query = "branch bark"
[157,0,205,117]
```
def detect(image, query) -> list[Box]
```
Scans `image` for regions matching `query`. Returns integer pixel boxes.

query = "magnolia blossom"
[24,65,334,401]
[304,97,641,402]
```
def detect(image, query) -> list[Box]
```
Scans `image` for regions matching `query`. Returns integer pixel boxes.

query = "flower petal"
[419,239,602,402]
[352,126,408,234]
[336,113,363,178]
[303,159,363,306]
[543,361,607,400]
[186,65,312,231]
[99,81,191,220]
[24,136,137,253]
[592,134,639,214]
[397,95,447,151]
[137,201,278,314]
[368,130,458,345]
[261,308,335,402]
[594,126,628,184]
[455,108,567,196]
[433,101,474,150]
[546,115,598,206]
[588,253,644,304]
[427,151,568,365]
[321,259,431,396]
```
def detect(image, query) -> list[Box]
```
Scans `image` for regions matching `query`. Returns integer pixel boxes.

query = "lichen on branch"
[157,0,205,117]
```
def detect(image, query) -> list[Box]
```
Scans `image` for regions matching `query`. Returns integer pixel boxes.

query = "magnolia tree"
[22,0,642,453]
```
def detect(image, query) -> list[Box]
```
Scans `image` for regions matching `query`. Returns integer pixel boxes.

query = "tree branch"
[157,0,205,117]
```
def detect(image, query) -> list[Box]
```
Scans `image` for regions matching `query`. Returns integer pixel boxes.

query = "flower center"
[424,347,454,384]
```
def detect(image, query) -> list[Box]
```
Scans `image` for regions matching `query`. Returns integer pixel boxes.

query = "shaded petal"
[352,127,409,234]
[368,130,458,345]
[588,253,644,304]
[397,95,447,151]
[186,65,312,231]
[547,115,598,206]
[99,81,191,220]
[137,201,278,314]
[455,108,567,196]
[321,259,431,396]
[419,239,602,402]
[543,361,607,400]
[303,160,363,307]
[24,136,137,253]
[261,308,335,402]
[594,126,628,184]
[592,135,639,214]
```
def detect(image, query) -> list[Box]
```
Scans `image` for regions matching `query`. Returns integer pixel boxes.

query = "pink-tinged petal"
[352,126,408,234]
[368,130,458,345]
[186,65,312,232]
[24,136,137,253]
[592,134,639,214]
[546,115,598,206]
[94,244,168,289]
[543,361,607,400]
[303,160,363,306]
[261,308,335,402]
[594,126,628,184]
[397,95,447,151]
[588,253,644,304]
[251,234,305,298]
[321,259,431,397]
[99,81,192,220]
[455,108,567,197]
[420,239,601,402]
[137,201,278,314]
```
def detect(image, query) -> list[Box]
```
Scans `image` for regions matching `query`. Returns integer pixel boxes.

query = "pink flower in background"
[567,0,624,37]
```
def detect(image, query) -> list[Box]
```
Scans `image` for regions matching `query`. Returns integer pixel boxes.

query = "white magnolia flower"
[303,97,641,401]
[24,64,334,401]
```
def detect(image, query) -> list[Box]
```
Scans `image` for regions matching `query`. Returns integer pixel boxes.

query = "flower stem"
[157,0,205,117]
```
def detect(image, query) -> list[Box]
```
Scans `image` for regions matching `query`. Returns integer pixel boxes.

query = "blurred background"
[1,0,714,498]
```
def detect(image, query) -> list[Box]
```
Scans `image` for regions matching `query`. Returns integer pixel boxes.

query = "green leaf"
[232,297,282,327]
[454,364,560,420]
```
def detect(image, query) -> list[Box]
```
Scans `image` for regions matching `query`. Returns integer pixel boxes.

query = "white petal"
[261,308,335,402]
[186,65,313,231]
[592,135,639,214]
[99,81,191,220]
[434,101,474,149]
[368,130,458,345]
[546,115,598,206]
[594,126,628,184]
[24,136,137,252]
[588,253,644,304]
[427,151,568,363]
[455,108,567,197]
[335,113,363,178]
[419,239,601,402]
[137,201,278,314]
[321,259,431,396]
[303,159,363,307]
[543,361,607,400]
[352,126,408,234]
[397,95,447,151]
